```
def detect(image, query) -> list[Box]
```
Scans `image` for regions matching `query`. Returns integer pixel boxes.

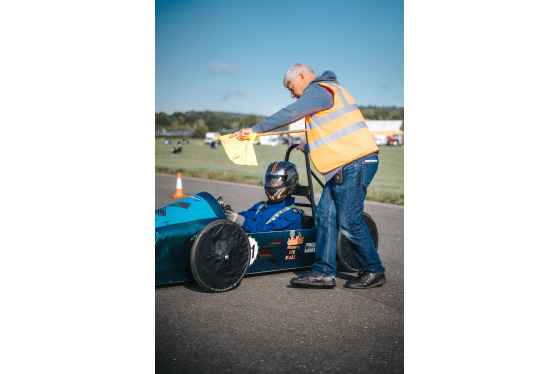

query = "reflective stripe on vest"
[305,82,378,174]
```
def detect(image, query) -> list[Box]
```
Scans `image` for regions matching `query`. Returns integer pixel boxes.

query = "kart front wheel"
[337,212,379,272]
[190,220,251,292]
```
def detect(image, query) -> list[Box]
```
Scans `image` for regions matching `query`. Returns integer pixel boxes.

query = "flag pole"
[258,129,308,136]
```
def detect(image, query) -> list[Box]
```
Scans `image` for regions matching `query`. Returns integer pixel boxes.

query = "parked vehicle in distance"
[390,133,404,146]
[204,132,220,145]
[373,134,389,145]
[258,134,283,146]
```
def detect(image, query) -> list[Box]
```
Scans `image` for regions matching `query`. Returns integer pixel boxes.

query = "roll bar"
[284,144,324,219]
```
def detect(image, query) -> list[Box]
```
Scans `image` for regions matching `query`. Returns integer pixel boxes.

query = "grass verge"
[155,138,403,205]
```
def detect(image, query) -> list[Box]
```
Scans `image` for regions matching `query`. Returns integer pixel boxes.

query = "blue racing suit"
[238,197,304,233]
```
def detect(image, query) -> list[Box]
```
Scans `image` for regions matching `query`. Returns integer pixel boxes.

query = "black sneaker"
[290,271,336,288]
[344,271,386,289]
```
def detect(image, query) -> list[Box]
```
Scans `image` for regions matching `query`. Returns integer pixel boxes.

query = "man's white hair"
[283,63,315,87]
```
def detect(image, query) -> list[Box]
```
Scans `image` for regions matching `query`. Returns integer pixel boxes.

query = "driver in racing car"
[225,161,305,233]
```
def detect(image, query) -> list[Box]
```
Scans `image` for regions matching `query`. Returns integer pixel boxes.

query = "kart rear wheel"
[190,220,251,292]
[337,212,379,272]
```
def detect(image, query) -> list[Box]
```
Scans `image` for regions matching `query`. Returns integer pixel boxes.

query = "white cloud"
[207,63,236,73]
[221,88,246,101]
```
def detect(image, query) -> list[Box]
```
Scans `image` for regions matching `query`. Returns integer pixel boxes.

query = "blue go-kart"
[155,145,379,292]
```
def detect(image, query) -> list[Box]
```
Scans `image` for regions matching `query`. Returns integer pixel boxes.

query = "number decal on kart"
[248,236,259,265]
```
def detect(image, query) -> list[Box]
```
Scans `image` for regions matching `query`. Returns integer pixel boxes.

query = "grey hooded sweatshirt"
[251,71,344,180]
[251,70,337,135]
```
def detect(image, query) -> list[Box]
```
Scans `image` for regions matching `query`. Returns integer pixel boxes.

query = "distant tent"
[364,120,403,132]
[365,120,404,137]
[288,118,307,142]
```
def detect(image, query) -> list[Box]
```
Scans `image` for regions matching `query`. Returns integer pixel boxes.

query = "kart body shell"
[155,192,317,285]
[155,145,378,292]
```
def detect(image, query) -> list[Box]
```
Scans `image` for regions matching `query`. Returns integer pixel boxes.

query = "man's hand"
[296,141,308,153]
[230,128,254,140]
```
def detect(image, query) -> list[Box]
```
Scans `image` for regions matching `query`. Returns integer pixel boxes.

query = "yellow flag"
[213,133,259,167]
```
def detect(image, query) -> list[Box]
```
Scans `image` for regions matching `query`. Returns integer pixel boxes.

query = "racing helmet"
[264,161,299,202]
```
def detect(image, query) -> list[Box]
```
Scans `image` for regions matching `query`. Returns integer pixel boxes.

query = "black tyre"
[337,212,379,272]
[190,220,251,292]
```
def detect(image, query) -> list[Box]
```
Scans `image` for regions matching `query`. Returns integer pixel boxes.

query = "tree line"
[155,106,404,138]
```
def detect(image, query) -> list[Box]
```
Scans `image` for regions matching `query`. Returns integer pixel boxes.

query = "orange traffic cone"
[171,172,187,198]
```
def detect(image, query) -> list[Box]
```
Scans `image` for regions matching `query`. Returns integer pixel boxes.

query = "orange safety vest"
[305,82,378,174]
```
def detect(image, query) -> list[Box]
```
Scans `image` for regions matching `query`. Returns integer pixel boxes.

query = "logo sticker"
[287,233,304,246]
[304,242,316,253]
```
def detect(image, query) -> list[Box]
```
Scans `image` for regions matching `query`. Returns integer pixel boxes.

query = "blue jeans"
[312,153,385,277]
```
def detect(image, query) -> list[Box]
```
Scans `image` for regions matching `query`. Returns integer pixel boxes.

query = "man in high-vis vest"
[232,63,386,289]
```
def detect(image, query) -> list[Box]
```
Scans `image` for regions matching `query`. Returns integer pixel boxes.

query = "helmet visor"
[265,175,285,188]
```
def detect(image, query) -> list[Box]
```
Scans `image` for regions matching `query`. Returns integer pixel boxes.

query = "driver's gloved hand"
[225,209,245,226]
[224,209,235,220]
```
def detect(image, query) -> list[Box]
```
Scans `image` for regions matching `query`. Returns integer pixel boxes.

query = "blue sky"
[155,0,403,116]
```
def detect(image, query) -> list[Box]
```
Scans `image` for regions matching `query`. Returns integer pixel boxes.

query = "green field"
[155,139,404,205]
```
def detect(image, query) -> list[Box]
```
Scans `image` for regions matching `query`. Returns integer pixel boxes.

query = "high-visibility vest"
[305,82,378,174]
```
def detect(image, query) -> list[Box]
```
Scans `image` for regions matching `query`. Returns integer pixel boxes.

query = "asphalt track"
[155,173,404,373]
